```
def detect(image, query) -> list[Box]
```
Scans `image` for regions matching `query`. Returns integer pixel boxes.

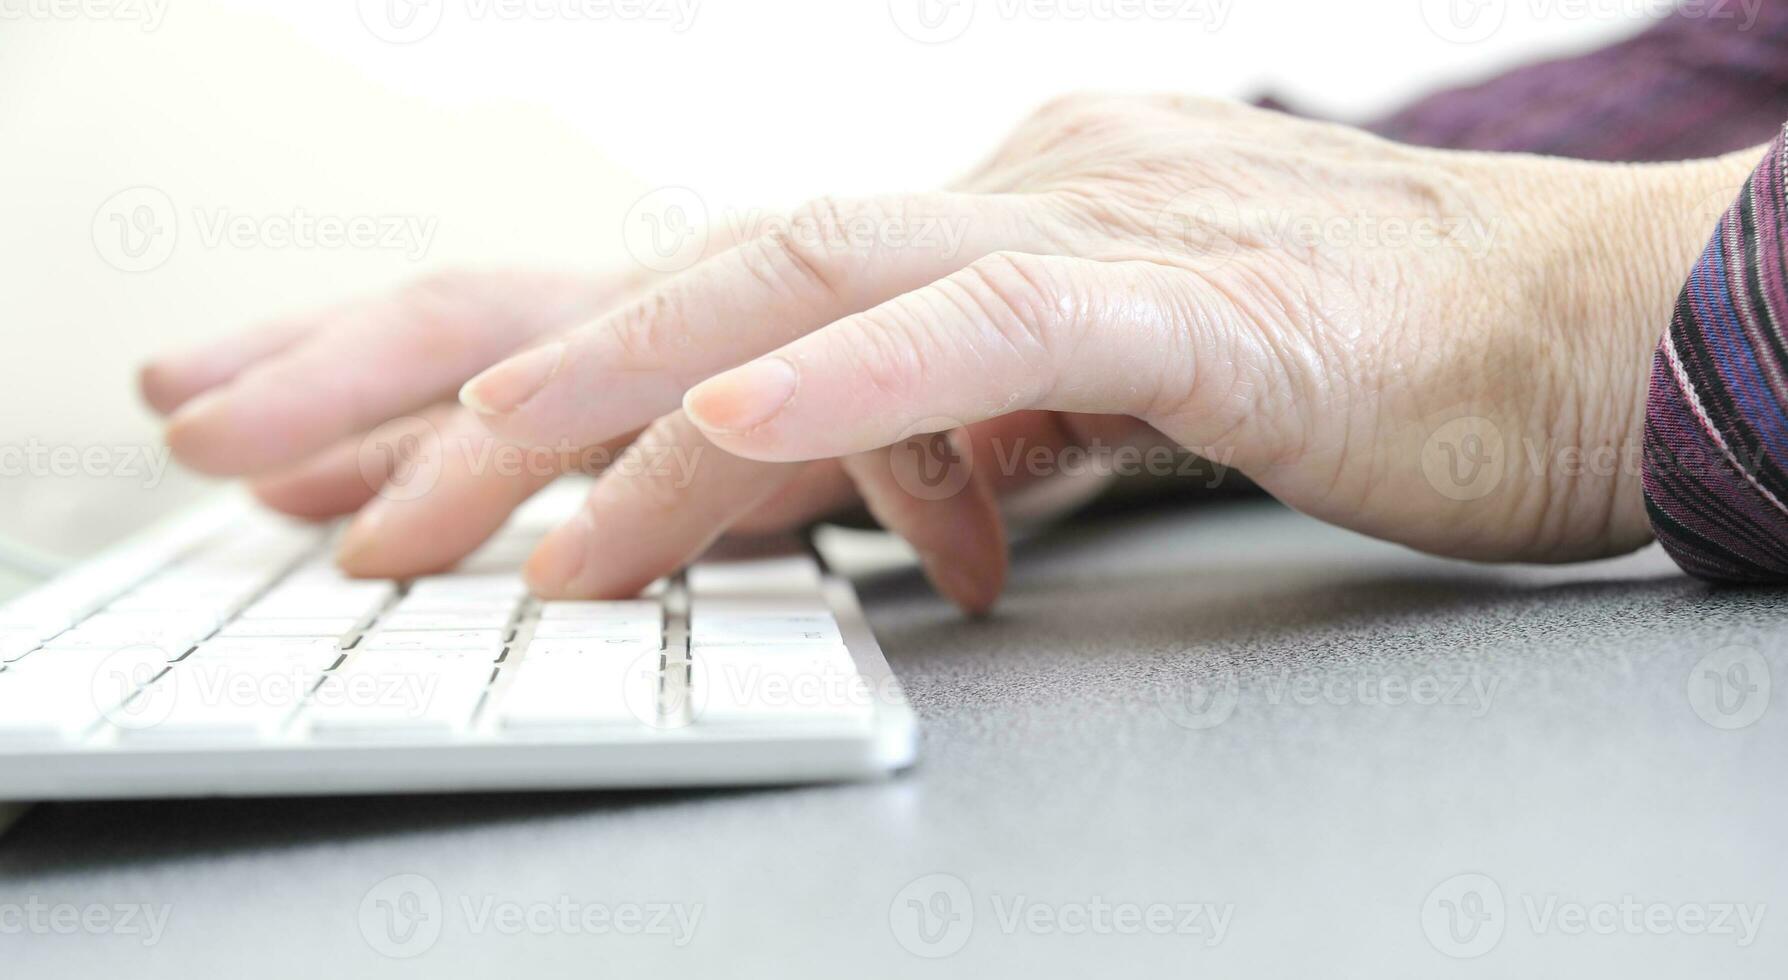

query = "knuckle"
[952,252,1059,345]
[847,305,934,404]
[1032,91,1110,124]
[607,417,690,518]
[602,286,683,371]
[760,194,864,298]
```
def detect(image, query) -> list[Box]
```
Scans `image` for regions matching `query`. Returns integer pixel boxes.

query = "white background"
[0,0,1654,554]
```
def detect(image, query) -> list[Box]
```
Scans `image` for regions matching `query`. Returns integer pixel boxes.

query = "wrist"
[1552,147,1761,551]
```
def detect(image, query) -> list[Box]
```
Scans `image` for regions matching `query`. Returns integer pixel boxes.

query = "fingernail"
[685,358,798,434]
[461,342,564,416]
[526,512,594,595]
[165,386,227,433]
[335,500,390,567]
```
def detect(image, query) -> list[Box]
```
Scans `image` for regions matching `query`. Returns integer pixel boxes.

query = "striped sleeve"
[1643,125,1788,581]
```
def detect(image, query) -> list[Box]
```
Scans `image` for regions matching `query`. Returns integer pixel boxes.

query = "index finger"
[459,192,1046,450]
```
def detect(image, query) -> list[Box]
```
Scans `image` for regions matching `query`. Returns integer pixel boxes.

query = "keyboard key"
[377,611,515,632]
[360,630,506,654]
[538,600,661,622]
[45,615,214,656]
[693,646,869,728]
[406,574,527,599]
[530,620,661,644]
[496,656,659,732]
[304,652,494,737]
[191,637,344,661]
[687,558,823,596]
[0,647,171,741]
[218,618,357,639]
[689,599,842,647]
[0,672,105,743]
[113,657,328,742]
[389,596,520,616]
[242,582,394,621]
[522,638,661,660]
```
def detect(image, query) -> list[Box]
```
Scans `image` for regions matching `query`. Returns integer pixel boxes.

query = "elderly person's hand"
[146,95,1757,611]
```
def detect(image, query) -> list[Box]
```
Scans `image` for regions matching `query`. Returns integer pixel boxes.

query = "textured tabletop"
[2,499,1783,978]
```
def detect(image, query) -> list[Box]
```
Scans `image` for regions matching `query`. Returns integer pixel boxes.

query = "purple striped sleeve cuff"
[1643,125,1788,581]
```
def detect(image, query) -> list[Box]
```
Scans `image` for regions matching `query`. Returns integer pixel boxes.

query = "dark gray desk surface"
[2,500,1783,977]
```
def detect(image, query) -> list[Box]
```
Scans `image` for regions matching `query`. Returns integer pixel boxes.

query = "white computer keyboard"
[0,485,916,799]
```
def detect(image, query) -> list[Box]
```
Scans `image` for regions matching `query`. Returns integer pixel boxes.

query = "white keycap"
[496,657,658,732]
[219,618,357,639]
[191,637,344,661]
[243,582,394,620]
[112,657,328,742]
[360,630,506,654]
[406,574,527,599]
[36,639,193,664]
[0,609,76,640]
[0,647,170,741]
[693,646,869,728]
[0,672,104,743]
[50,608,218,643]
[530,620,661,644]
[521,638,661,660]
[304,652,494,737]
[377,611,515,632]
[689,599,842,647]
[390,596,520,616]
[687,558,824,597]
[539,600,662,622]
